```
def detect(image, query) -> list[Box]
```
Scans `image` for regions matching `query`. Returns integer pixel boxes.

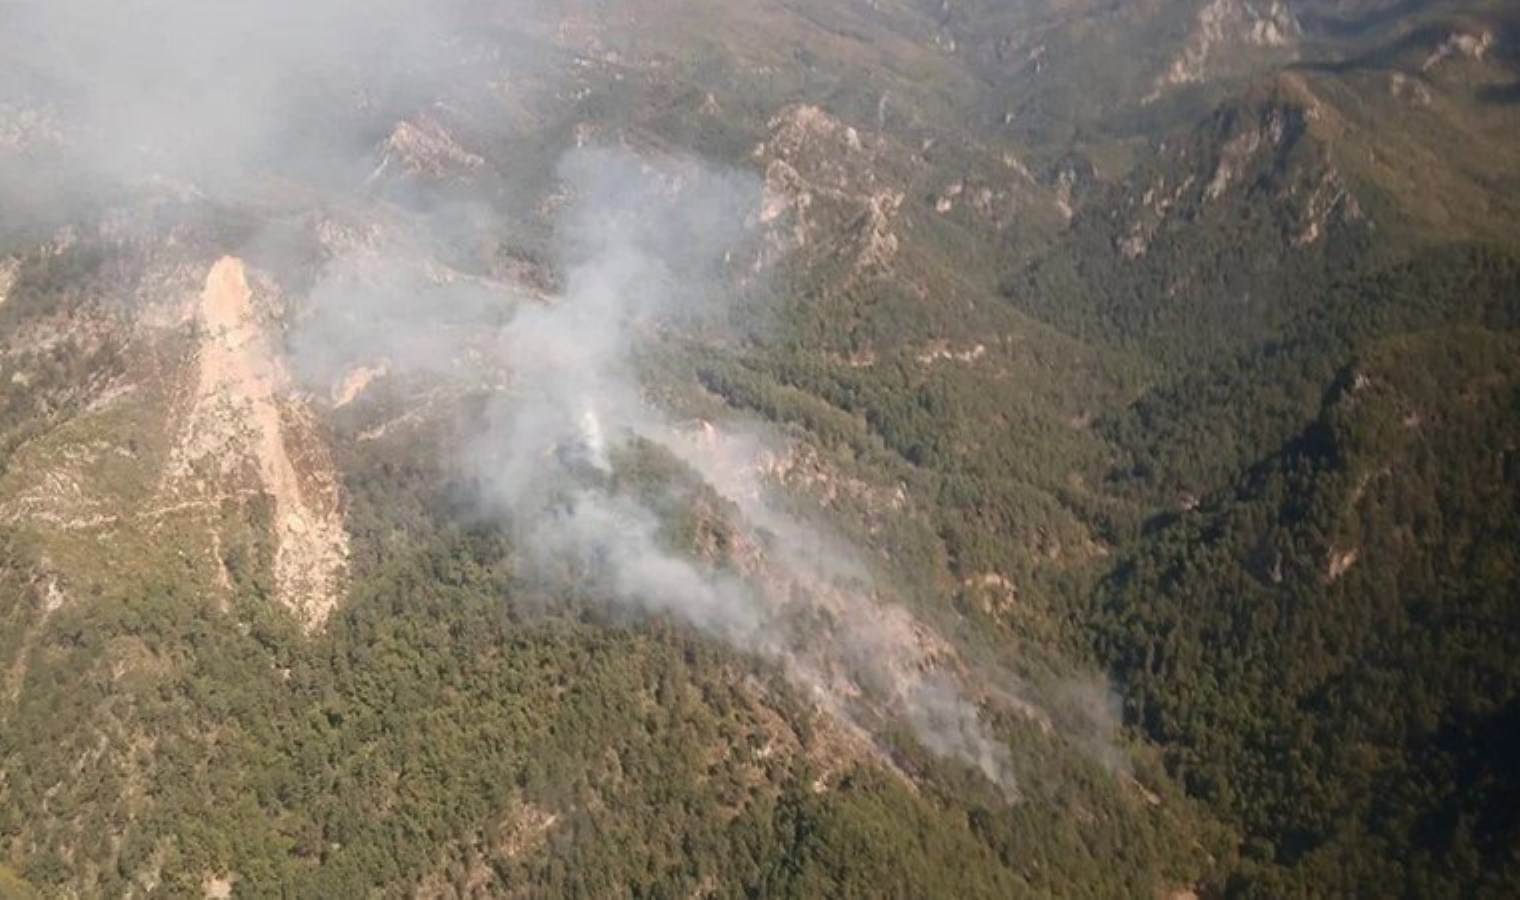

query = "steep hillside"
[1100,324,1520,894]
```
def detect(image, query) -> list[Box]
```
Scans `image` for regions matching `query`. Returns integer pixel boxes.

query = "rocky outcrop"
[369,114,484,182]
[1117,81,1364,259]
[1422,29,1494,73]
[1148,0,1300,100]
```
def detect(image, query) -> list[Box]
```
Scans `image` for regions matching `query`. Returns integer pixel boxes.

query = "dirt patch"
[201,872,235,899]
[496,804,560,861]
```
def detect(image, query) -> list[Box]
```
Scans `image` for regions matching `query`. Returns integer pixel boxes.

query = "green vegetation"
[1098,325,1520,895]
[0,428,1208,895]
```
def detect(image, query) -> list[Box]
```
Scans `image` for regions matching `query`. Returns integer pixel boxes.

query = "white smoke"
[0,0,556,230]
[450,147,1019,795]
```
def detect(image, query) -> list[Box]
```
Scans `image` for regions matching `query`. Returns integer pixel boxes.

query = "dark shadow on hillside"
[1295,0,1433,41]
[1478,81,1520,105]
[1294,23,1455,75]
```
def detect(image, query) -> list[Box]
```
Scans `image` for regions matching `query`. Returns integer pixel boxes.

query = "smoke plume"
[1,0,1024,796]
[461,148,1017,794]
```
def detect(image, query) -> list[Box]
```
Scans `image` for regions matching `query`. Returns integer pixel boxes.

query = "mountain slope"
[1100,324,1520,894]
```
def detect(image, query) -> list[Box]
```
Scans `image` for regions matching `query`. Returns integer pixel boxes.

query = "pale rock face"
[1118,171,1194,260]
[1054,168,1078,222]
[916,339,986,366]
[0,258,17,305]
[170,257,348,629]
[1292,168,1360,247]
[856,189,904,274]
[332,363,389,408]
[1204,106,1290,201]
[1148,0,1301,100]
[370,115,484,181]
[754,104,903,276]
[1327,546,1360,581]
[1422,29,1495,72]
[1120,83,1364,259]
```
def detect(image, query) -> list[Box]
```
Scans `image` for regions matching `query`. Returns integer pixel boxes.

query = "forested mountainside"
[0,0,1516,896]
[1101,322,1520,895]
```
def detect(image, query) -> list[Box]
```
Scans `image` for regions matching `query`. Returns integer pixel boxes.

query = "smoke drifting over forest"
[0,0,1072,796]
[299,146,1023,794]
[489,149,1019,792]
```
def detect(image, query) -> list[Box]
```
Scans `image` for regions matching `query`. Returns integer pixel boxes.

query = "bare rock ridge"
[1148,0,1300,101]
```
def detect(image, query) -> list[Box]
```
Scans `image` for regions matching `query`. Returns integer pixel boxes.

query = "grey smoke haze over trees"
[502,150,1021,793]
[0,0,1044,795]
[0,0,540,206]
[300,146,1024,794]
